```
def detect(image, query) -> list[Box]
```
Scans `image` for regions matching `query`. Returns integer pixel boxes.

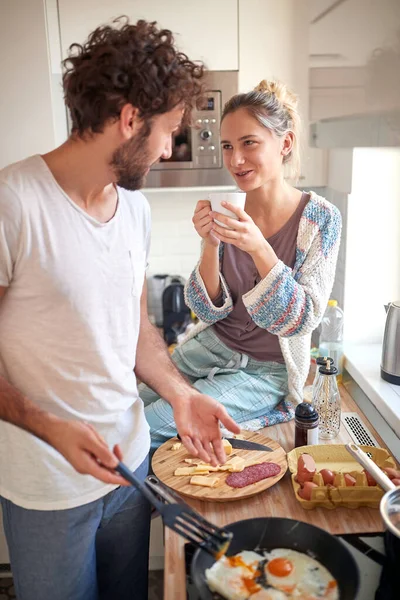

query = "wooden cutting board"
[151,431,287,502]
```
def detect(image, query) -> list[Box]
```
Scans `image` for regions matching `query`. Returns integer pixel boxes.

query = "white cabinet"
[58,0,238,70]
[0,0,56,168]
[238,0,326,187]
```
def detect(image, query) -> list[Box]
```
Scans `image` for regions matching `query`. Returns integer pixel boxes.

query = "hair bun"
[254,79,298,112]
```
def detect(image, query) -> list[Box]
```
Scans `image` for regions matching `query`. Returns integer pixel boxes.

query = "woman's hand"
[210,202,279,278]
[210,202,268,255]
[192,200,219,247]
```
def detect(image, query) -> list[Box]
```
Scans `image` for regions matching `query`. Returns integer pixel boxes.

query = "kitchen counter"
[344,342,400,439]
[163,384,390,600]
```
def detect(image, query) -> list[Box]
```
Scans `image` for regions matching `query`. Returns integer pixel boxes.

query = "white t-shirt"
[0,155,151,510]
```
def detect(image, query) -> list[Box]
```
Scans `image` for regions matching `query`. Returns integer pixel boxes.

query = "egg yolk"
[267,557,293,577]
[241,577,261,594]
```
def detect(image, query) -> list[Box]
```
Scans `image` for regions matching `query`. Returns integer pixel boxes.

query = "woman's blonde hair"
[221,79,301,180]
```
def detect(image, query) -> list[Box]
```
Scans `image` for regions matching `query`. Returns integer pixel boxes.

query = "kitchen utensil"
[345,443,400,539]
[223,437,273,452]
[115,463,232,557]
[151,431,287,503]
[381,301,400,385]
[176,432,273,452]
[191,517,360,600]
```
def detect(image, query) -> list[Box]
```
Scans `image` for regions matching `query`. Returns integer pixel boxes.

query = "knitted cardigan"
[183,191,342,405]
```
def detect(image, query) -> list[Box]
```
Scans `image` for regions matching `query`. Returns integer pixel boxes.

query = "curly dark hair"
[62,17,205,136]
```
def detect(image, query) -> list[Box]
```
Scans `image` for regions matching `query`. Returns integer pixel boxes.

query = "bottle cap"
[316,356,334,366]
[295,401,318,420]
[319,364,339,375]
[328,299,338,307]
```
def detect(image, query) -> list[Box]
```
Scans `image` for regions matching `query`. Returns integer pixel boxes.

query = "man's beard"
[110,121,152,191]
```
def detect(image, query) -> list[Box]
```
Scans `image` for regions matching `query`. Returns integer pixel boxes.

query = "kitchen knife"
[176,433,273,452]
[225,438,273,452]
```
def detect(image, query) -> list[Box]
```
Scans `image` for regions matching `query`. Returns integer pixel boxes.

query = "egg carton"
[287,444,397,510]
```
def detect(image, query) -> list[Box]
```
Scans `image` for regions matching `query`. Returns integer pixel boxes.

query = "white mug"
[208,192,246,228]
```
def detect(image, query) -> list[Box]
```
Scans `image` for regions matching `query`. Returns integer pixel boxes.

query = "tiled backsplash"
[145,186,348,313]
[145,188,220,279]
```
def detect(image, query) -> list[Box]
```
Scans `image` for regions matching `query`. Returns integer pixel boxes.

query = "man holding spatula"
[0,17,239,600]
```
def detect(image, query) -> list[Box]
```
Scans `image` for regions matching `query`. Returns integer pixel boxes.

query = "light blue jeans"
[0,456,150,600]
[141,328,291,451]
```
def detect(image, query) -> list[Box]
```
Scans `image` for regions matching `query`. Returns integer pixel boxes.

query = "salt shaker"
[294,401,319,448]
[312,360,341,439]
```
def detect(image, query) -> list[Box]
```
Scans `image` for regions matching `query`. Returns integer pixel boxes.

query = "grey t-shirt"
[213,192,310,362]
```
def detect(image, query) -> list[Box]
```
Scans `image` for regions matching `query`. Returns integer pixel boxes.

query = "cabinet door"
[238,0,327,187]
[58,0,238,70]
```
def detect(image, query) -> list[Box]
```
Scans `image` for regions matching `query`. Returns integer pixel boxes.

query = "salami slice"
[226,462,281,488]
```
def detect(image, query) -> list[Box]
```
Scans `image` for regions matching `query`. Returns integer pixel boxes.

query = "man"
[0,18,239,600]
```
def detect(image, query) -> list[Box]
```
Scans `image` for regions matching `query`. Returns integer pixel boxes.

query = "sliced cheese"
[193,465,212,474]
[222,438,233,455]
[225,456,245,472]
[174,467,196,476]
[174,466,210,476]
[245,459,263,468]
[190,475,220,488]
[170,442,182,451]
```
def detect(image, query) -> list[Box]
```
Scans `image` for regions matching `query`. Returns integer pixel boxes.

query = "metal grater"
[341,412,380,449]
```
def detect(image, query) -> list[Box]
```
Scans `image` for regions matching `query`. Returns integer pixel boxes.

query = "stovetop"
[184,531,394,600]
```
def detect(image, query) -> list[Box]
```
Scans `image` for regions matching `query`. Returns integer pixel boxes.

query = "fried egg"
[205,551,264,600]
[264,549,338,599]
[205,548,338,600]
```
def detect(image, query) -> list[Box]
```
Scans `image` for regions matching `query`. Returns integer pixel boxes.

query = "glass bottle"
[313,356,334,393]
[319,299,344,383]
[294,401,319,448]
[312,360,341,439]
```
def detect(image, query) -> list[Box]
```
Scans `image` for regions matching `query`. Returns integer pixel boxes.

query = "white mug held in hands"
[208,192,246,229]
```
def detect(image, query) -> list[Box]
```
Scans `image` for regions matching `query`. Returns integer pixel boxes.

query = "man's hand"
[47,419,129,486]
[172,392,241,466]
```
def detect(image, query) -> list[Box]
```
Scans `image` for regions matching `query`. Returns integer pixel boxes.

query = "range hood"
[310,110,400,149]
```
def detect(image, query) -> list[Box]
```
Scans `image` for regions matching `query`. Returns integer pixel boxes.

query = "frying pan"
[191,517,360,599]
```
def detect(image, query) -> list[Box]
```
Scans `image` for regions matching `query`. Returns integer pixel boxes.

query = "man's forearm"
[0,374,59,443]
[134,319,193,406]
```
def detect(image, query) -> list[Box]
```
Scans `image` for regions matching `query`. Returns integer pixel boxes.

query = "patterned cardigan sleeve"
[184,245,233,324]
[242,198,342,337]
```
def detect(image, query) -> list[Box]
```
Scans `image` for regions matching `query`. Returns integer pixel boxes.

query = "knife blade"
[226,438,273,452]
[176,433,273,452]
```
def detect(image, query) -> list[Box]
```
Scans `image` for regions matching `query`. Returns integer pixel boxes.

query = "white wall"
[239,0,326,187]
[310,0,400,67]
[0,0,55,169]
[344,147,400,343]
[57,0,238,71]
[145,189,209,278]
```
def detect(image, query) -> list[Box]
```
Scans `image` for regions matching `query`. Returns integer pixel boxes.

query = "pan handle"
[145,475,183,505]
[116,462,164,511]
[345,443,396,492]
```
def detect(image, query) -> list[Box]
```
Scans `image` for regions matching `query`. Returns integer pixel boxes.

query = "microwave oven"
[146,70,238,188]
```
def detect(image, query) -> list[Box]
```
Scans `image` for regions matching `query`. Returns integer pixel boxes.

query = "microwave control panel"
[192,90,222,169]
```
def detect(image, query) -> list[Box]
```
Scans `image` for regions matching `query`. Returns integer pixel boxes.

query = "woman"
[141,79,342,449]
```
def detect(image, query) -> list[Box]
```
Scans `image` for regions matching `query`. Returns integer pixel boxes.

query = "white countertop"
[344,342,400,438]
